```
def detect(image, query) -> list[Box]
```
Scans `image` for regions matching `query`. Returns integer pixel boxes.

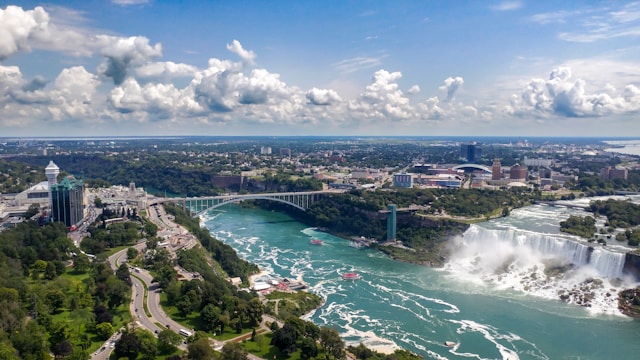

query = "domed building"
[12,181,50,207]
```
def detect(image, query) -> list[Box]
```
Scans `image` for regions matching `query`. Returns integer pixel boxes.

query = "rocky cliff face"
[622,252,640,281]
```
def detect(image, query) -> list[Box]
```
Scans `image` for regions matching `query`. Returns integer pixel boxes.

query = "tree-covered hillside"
[0,221,132,359]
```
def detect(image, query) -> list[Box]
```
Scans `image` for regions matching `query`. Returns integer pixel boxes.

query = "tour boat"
[342,272,361,280]
[310,239,323,245]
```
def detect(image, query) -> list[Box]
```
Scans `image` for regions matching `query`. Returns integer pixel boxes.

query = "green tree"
[200,304,222,332]
[52,339,73,358]
[0,340,20,360]
[0,298,23,334]
[348,343,374,360]
[153,265,178,289]
[271,323,298,355]
[136,329,158,360]
[114,332,141,360]
[164,280,182,305]
[73,254,91,274]
[33,259,47,274]
[221,342,248,360]
[157,329,181,354]
[116,263,132,286]
[177,296,193,317]
[144,221,158,237]
[69,307,94,336]
[44,261,58,280]
[187,338,216,360]
[300,337,318,360]
[48,322,72,353]
[246,297,264,327]
[320,327,345,360]
[127,247,139,261]
[106,278,130,309]
[95,322,114,340]
[46,290,66,313]
[24,203,40,219]
[11,321,48,359]
[68,348,90,360]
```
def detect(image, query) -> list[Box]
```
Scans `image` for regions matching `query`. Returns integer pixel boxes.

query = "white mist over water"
[443,203,637,316]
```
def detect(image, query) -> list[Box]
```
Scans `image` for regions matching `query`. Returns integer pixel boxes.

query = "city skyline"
[1,0,639,137]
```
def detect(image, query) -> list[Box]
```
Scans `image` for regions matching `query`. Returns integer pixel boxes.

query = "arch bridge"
[156,190,335,216]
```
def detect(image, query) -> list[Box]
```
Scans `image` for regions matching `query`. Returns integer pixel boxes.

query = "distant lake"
[603,140,640,156]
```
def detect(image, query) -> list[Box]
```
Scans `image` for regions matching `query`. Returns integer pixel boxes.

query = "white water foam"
[316,301,400,354]
[444,223,637,316]
[447,319,537,360]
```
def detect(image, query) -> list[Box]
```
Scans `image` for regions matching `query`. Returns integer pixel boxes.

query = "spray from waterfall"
[444,223,634,315]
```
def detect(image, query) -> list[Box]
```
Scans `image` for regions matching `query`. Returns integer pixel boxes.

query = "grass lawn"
[159,292,203,330]
[105,244,134,257]
[242,333,289,359]
[158,292,255,341]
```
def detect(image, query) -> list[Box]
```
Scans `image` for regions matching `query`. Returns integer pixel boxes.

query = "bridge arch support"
[160,191,331,217]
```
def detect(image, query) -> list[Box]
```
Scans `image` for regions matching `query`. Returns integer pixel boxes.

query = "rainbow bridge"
[153,190,340,216]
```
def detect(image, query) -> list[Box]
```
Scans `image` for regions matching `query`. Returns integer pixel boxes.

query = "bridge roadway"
[533,200,589,209]
[151,189,345,214]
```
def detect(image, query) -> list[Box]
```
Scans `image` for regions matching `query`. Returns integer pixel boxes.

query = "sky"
[1,0,639,138]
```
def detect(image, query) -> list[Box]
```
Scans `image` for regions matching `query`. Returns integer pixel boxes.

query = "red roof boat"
[342,272,361,280]
[310,239,323,245]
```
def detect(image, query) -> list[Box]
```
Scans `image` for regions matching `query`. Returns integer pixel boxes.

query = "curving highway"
[92,247,189,360]
[91,204,248,359]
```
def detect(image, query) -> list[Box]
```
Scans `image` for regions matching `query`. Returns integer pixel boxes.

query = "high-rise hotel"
[50,175,84,227]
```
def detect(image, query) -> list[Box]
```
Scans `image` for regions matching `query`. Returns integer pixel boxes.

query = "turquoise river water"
[202,201,640,360]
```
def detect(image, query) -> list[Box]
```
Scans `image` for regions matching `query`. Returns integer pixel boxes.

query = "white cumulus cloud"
[306,88,342,105]
[226,39,256,65]
[349,70,414,120]
[439,76,464,102]
[134,61,199,81]
[407,85,421,95]
[96,35,163,85]
[50,66,100,120]
[507,67,640,118]
[0,5,92,59]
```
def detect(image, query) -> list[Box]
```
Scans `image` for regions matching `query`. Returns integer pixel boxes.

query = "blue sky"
[1,0,639,137]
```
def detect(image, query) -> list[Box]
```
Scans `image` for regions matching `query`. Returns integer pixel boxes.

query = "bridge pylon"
[386,204,397,241]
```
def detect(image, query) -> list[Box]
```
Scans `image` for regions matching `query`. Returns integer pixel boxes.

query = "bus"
[178,329,192,337]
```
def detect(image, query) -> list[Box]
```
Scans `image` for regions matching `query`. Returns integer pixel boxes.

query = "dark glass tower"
[50,176,84,227]
[460,144,482,162]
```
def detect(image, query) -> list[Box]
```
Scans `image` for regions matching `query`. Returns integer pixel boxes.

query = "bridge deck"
[154,190,343,215]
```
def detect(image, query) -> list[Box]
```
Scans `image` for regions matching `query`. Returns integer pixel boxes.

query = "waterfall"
[459,225,625,279]
[588,249,625,279]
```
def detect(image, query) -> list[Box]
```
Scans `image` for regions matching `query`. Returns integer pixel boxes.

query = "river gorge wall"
[623,252,640,281]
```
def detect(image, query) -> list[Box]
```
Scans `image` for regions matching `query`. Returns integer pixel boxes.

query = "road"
[91,205,256,359]
[92,247,189,360]
[109,248,173,333]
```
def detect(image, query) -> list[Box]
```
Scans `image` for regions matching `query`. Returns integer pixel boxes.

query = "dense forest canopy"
[0,221,132,360]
